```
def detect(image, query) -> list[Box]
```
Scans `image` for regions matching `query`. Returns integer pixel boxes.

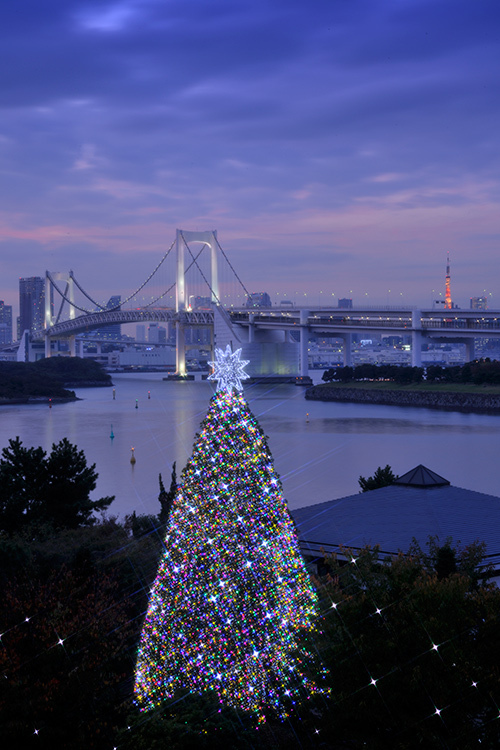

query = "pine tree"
[135,347,325,722]
[158,462,177,525]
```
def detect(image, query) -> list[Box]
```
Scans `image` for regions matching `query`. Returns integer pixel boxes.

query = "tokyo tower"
[444,252,452,309]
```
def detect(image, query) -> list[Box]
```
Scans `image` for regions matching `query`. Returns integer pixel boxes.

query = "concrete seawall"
[305,386,500,413]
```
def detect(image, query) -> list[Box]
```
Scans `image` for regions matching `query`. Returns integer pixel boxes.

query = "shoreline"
[305,385,500,413]
[0,383,111,406]
[0,396,80,406]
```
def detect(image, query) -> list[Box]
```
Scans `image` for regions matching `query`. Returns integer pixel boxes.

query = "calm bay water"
[0,372,499,517]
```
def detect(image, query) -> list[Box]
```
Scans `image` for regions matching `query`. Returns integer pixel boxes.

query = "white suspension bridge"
[22,228,500,376]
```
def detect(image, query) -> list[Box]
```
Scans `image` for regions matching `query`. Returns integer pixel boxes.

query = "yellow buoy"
[130,447,136,464]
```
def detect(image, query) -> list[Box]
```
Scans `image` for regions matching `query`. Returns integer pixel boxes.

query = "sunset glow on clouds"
[1,0,499,313]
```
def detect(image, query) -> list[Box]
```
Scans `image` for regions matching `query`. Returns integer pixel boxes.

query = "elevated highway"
[35,304,500,374]
[230,306,500,372]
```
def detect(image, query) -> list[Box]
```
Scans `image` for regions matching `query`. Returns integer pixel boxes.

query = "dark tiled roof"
[291,467,500,562]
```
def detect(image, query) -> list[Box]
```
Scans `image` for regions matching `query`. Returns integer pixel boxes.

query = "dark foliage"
[0,357,111,400]
[323,359,500,387]
[426,360,500,385]
[311,541,500,749]
[31,356,112,385]
[358,464,398,492]
[2,510,499,750]
[118,691,256,750]
[0,518,164,750]
[0,564,133,749]
[124,511,160,539]
[158,461,177,525]
[0,437,114,532]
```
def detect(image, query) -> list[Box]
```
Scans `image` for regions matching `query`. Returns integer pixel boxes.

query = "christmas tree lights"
[134,348,325,722]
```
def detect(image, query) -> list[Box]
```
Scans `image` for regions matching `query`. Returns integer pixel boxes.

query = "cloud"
[0,0,500,315]
[75,1,141,33]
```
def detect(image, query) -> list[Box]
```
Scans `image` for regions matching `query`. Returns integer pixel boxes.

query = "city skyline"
[1,1,499,317]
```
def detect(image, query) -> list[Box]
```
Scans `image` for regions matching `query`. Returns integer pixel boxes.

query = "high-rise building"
[0,301,13,344]
[470,297,488,310]
[148,322,159,343]
[19,277,45,334]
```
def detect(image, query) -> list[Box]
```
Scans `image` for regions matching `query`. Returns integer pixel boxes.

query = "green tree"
[337,365,354,381]
[0,437,47,531]
[0,437,114,532]
[312,542,500,749]
[42,438,114,528]
[321,368,336,383]
[358,464,398,492]
[158,461,177,525]
[394,365,424,384]
[354,363,378,380]
[425,364,444,382]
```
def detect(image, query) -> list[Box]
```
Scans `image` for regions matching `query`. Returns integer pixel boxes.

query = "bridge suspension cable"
[70,272,111,311]
[47,272,98,316]
[139,243,208,310]
[214,234,252,301]
[47,239,177,317]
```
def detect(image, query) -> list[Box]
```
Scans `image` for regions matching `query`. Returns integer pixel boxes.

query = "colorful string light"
[134,388,325,722]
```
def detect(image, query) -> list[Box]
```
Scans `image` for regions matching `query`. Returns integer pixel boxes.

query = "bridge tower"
[45,271,76,358]
[175,229,219,311]
[175,230,219,375]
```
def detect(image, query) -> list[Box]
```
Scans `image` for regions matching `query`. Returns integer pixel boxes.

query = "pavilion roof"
[291,465,500,567]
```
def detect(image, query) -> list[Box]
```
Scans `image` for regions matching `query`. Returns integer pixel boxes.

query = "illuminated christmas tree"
[134,346,324,722]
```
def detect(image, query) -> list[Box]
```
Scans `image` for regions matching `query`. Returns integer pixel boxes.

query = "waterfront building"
[110,346,176,368]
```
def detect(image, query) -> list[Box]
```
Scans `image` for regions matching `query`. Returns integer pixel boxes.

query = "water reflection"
[0,374,498,516]
[262,416,500,434]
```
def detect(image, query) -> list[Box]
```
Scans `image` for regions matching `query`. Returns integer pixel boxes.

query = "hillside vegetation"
[0,357,112,401]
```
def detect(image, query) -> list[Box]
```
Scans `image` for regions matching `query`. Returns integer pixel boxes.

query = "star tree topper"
[208,345,250,393]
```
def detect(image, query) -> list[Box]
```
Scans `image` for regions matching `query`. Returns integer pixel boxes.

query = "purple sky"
[1,0,500,317]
